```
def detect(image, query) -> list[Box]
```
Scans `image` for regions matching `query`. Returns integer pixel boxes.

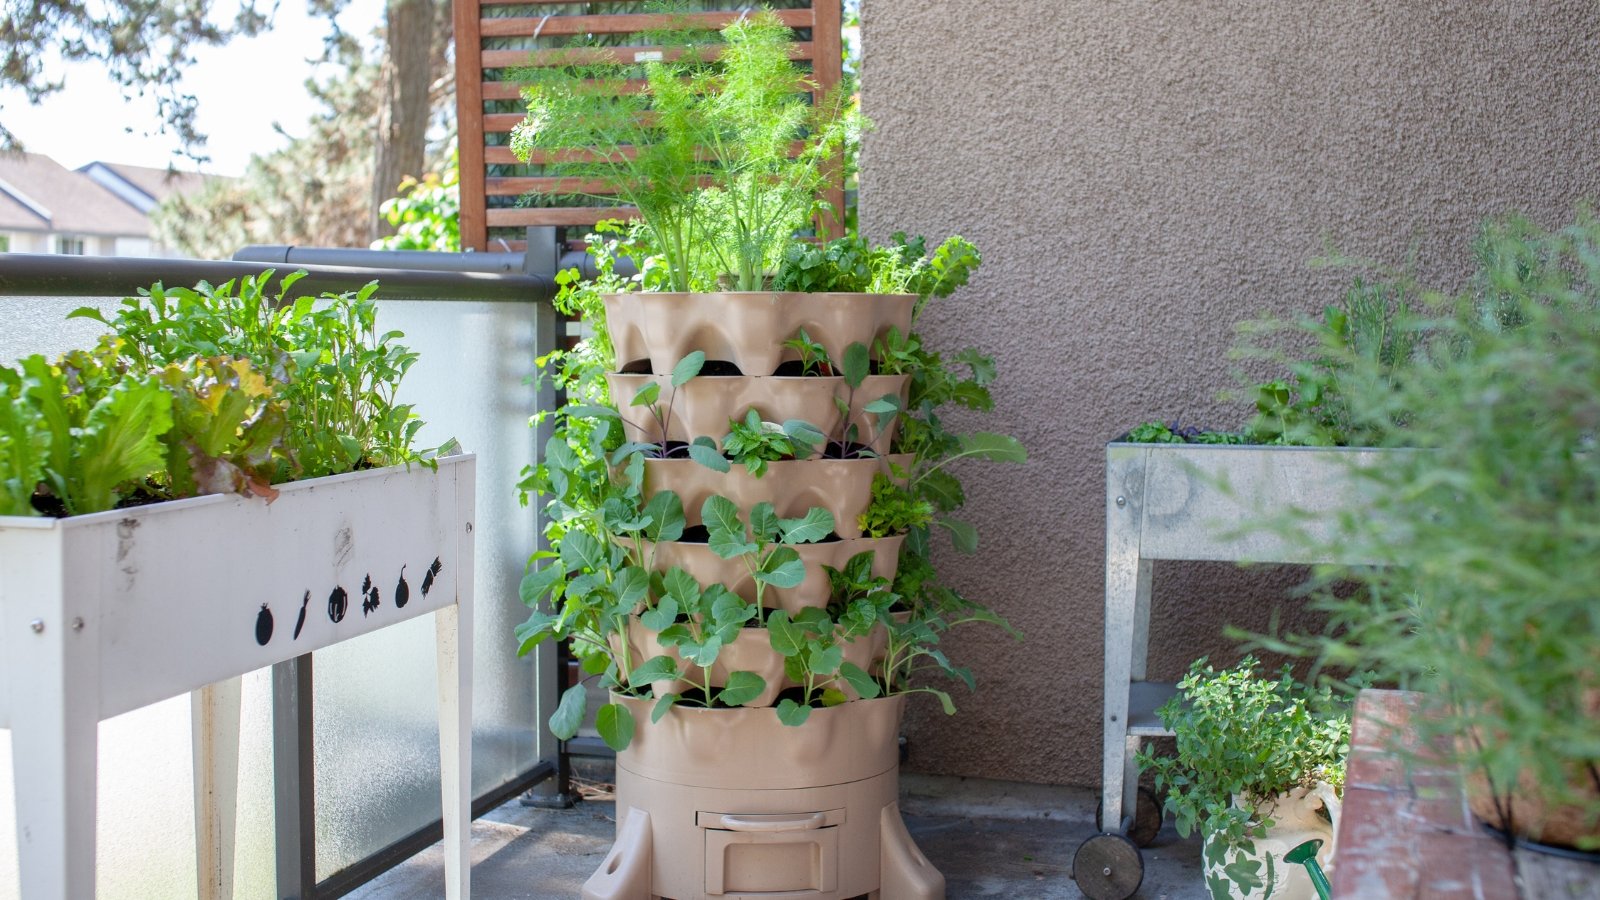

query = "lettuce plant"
[1,271,435,518]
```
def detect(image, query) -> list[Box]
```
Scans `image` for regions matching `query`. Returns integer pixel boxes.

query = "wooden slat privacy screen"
[453,0,844,252]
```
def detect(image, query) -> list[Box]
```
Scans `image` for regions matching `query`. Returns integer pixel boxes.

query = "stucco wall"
[860,0,1600,786]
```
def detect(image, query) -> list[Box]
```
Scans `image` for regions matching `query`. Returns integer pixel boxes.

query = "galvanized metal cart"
[1072,442,1390,900]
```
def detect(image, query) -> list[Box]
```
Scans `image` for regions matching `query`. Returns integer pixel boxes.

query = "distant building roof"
[80,161,214,214]
[0,152,154,237]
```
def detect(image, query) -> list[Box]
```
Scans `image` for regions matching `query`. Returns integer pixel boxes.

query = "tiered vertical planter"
[582,292,944,900]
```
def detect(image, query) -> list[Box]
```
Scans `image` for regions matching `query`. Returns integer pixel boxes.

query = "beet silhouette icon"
[292,590,310,639]
[361,574,381,616]
[255,604,274,645]
[328,586,349,623]
[395,566,410,609]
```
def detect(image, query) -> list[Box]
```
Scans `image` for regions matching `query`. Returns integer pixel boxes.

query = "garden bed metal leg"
[192,676,242,900]
[6,528,99,900]
[437,599,474,899]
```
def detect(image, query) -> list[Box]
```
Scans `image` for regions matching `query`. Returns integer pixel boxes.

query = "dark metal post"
[519,225,578,808]
[273,655,317,900]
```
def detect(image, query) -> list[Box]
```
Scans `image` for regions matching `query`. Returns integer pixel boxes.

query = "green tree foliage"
[151,52,381,257]
[370,150,460,251]
[0,0,272,158]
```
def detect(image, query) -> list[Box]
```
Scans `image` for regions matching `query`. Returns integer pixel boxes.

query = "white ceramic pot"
[1200,782,1340,900]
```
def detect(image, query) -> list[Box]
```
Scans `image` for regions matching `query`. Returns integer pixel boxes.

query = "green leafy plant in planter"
[1137,657,1350,899]
[1,270,438,517]
[1123,270,1425,447]
[1260,211,1600,851]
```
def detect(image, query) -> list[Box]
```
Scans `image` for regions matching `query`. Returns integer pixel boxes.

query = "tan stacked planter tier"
[616,618,893,708]
[644,455,912,541]
[640,535,905,614]
[606,292,915,376]
[584,291,942,900]
[608,373,911,454]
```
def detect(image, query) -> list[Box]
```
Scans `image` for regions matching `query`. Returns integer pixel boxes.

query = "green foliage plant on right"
[1260,211,1600,850]
[1125,259,1426,447]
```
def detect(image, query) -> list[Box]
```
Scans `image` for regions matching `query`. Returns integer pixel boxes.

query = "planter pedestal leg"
[880,802,944,899]
[437,600,473,900]
[583,806,654,900]
[192,677,242,900]
[7,531,99,900]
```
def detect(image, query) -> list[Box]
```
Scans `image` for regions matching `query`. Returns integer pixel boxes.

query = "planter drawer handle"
[715,813,826,833]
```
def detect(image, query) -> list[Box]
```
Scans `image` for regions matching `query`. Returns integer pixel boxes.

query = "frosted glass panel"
[0,671,278,900]
[2,289,545,894]
[0,295,116,364]
[312,297,540,880]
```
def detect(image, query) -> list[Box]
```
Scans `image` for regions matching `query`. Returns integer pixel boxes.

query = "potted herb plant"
[1137,658,1349,900]
[1270,212,1600,854]
[0,271,473,899]
[510,13,1023,899]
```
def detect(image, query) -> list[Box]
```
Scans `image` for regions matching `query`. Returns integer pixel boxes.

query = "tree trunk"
[371,0,434,242]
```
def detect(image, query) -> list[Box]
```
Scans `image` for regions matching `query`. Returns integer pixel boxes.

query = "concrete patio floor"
[348,773,1209,899]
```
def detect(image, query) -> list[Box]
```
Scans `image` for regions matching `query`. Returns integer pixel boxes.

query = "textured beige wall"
[860,1,1600,786]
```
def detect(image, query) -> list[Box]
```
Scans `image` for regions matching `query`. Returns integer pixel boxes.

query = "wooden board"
[1333,690,1521,898]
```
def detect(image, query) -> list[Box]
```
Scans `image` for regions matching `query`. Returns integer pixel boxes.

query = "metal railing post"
[520,225,578,808]
[272,655,317,900]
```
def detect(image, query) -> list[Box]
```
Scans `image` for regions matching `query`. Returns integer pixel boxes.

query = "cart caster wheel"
[1072,832,1144,900]
[1094,787,1164,847]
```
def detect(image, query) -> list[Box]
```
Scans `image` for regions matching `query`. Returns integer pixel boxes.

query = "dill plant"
[511,10,855,291]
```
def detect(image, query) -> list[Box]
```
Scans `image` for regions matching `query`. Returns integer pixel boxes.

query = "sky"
[1,0,384,177]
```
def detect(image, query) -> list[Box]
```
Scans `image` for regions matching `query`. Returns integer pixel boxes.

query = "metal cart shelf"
[1073,442,1391,900]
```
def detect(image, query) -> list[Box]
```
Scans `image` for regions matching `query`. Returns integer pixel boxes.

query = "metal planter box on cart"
[1074,442,1393,900]
[1,455,475,900]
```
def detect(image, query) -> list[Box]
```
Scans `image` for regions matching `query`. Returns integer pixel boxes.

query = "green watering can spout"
[1284,839,1332,900]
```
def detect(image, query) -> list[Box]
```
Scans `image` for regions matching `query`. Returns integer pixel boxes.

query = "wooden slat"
[482,42,815,70]
[481,0,647,4]
[455,0,489,251]
[488,207,640,227]
[484,79,658,102]
[482,81,523,101]
[488,174,722,196]
[484,113,530,134]
[483,74,811,102]
[485,146,640,165]
[485,142,812,165]
[486,177,626,196]
[480,10,813,38]
[811,0,844,238]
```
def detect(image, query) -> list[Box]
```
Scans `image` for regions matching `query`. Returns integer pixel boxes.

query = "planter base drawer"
[701,809,845,895]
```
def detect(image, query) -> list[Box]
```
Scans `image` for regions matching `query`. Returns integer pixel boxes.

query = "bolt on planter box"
[0,454,475,900]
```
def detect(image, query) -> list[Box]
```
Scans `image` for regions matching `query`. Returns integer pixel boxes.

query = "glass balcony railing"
[0,250,561,899]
